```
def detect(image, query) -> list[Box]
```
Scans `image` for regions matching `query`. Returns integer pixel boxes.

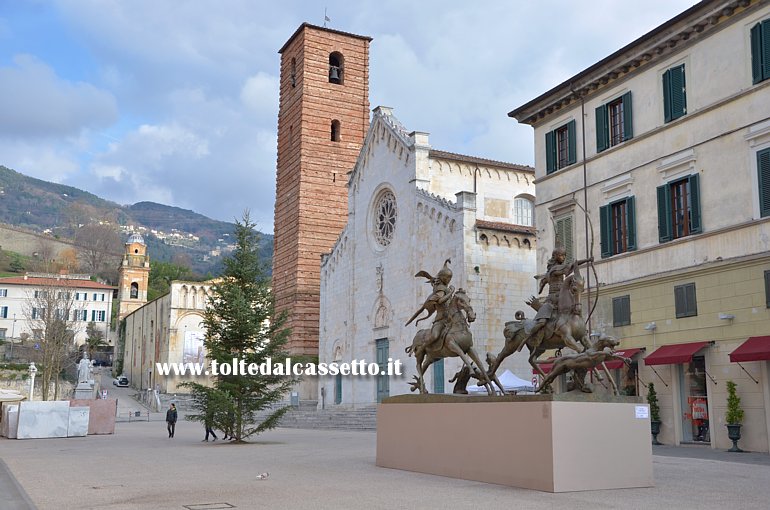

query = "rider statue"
[406,259,455,350]
[524,245,593,351]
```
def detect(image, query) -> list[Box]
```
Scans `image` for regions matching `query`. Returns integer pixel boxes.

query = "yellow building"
[510,0,770,451]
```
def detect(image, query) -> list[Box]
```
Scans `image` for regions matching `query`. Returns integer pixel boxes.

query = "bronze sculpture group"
[406,250,631,395]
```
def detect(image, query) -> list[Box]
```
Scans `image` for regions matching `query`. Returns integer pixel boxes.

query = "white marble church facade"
[318,107,537,408]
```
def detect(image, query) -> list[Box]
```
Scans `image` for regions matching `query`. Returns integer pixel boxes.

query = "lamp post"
[28,362,38,401]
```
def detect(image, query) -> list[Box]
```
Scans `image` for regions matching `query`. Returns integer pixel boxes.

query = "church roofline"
[278,22,373,54]
[476,219,536,236]
[429,149,534,173]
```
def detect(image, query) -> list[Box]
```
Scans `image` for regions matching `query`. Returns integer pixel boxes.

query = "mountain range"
[0,165,273,275]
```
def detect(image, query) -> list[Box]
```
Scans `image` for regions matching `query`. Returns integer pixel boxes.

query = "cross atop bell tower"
[273,24,371,355]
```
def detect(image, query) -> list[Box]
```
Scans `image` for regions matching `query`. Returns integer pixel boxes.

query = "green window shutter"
[567,120,577,165]
[622,91,633,140]
[686,284,697,316]
[376,338,389,402]
[657,184,672,242]
[626,196,637,251]
[764,270,770,308]
[599,204,613,258]
[335,373,342,404]
[545,130,556,174]
[688,173,702,234]
[759,148,770,217]
[674,285,686,318]
[663,70,672,122]
[433,359,444,394]
[751,21,763,84]
[612,297,622,326]
[669,64,687,121]
[596,104,608,153]
[556,216,574,262]
[763,20,770,83]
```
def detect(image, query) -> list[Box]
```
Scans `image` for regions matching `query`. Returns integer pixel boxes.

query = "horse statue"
[487,263,592,382]
[406,288,498,395]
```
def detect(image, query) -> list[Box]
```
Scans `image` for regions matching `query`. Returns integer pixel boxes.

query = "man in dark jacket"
[166,403,177,438]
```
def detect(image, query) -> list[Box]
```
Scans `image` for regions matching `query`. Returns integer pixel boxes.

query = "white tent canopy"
[467,369,535,393]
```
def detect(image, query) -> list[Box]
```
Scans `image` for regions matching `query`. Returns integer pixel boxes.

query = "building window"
[290,57,297,88]
[600,196,636,257]
[376,338,389,402]
[554,215,574,262]
[433,359,444,394]
[331,120,341,142]
[596,92,633,152]
[612,295,631,327]
[758,148,770,218]
[0,306,7,319]
[513,198,534,226]
[101,293,106,301]
[0,289,7,297]
[663,64,687,122]
[32,308,45,320]
[674,283,697,318]
[329,52,344,84]
[32,329,42,341]
[130,282,139,299]
[751,19,770,84]
[373,189,397,247]
[657,174,701,242]
[335,373,342,405]
[764,270,770,308]
[34,290,48,299]
[0,329,5,340]
[545,120,577,174]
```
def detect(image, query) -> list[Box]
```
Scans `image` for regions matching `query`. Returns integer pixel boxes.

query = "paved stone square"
[2,421,770,510]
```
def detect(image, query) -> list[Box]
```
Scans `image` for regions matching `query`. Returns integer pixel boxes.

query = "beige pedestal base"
[376,394,653,492]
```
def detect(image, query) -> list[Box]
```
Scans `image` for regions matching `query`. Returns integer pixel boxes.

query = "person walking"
[203,411,217,442]
[166,403,177,438]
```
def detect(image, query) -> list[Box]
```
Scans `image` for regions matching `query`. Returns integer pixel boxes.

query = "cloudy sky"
[0,0,697,233]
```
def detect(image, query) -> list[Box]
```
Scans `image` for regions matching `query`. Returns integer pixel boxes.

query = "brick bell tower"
[273,24,371,355]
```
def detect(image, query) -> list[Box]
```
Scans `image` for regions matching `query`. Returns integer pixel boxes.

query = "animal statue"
[487,264,592,380]
[536,334,627,394]
[406,289,498,395]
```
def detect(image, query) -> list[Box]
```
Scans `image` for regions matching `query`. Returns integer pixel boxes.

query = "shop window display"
[679,355,709,442]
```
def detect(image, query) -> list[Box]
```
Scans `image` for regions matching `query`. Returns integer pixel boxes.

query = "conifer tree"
[183,213,294,442]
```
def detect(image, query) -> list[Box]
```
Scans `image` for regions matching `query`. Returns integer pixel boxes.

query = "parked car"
[113,376,129,387]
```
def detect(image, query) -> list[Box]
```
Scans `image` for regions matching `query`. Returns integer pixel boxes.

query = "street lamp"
[28,362,38,401]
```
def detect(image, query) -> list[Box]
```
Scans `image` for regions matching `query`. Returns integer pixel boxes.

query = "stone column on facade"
[411,131,431,191]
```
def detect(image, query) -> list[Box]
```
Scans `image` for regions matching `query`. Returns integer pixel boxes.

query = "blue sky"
[0,0,697,233]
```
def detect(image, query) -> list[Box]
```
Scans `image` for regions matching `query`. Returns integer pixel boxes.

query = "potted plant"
[647,382,662,445]
[725,380,744,453]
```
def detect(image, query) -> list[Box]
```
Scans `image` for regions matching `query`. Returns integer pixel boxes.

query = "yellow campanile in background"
[117,232,150,321]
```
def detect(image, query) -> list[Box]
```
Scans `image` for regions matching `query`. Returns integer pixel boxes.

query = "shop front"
[644,341,714,445]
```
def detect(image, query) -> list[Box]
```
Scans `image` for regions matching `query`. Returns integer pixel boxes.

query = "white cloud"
[0,55,117,137]
[240,72,279,118]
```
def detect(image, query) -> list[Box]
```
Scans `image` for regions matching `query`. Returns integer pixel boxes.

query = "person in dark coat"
[166,403,178,438]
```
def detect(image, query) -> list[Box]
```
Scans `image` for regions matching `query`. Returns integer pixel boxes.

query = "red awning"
[730,336,770,363]
[533,357,557,374]
[644,341,711,366]
[600,348,645,370]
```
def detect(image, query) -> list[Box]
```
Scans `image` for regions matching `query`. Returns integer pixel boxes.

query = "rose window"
[374,190,397,247]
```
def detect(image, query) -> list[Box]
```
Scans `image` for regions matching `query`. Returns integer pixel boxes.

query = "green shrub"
[725,380,744,425]
[647,382,661,422]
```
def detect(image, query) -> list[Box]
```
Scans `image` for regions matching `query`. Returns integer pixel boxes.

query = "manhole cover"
[183,504,235,510]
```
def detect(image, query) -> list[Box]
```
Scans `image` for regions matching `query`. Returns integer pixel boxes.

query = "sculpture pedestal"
[73,382,94,400]
[376,394,653,493]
